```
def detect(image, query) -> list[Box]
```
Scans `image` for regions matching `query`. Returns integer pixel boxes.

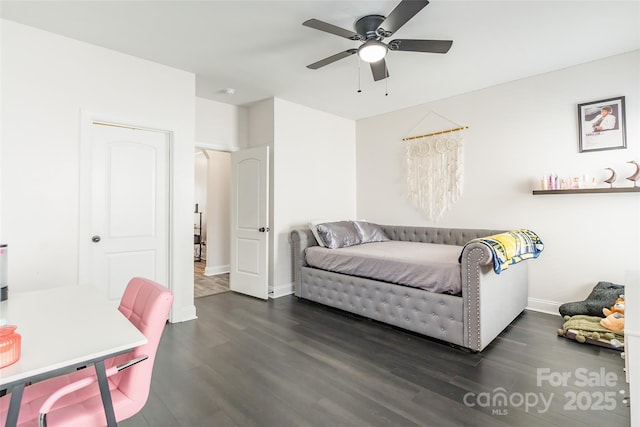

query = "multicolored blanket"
[460,229,544,274]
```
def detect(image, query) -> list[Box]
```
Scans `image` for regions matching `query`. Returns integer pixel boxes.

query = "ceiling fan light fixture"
[303,1,452,82]
[358,40,387,63]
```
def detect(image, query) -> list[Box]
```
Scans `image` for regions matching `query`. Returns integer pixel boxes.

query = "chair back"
[108,277,173,409]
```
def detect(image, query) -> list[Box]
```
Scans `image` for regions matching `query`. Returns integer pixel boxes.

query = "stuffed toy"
[600,312,624,334]
[603,295,625,317]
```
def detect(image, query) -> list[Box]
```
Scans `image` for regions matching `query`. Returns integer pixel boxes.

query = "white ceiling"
[2,1,639,120]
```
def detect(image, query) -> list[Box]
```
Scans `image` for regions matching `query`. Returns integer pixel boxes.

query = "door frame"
[193,142,237,276]
[195,141,239,153]
[78,111,173,316]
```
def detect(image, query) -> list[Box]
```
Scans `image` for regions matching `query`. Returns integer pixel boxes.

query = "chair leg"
[6,382,25,427]
[94,361,117,427]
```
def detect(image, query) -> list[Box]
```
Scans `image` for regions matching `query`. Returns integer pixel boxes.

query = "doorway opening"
[194,148,232,298]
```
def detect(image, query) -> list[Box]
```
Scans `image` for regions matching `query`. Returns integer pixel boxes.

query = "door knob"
[258,227,270,232]
[91,235,101,243]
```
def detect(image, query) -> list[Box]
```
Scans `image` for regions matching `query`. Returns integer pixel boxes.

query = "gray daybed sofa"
[290,225,530,352]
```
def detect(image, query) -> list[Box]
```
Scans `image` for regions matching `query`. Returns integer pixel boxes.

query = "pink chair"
[0,277,173,427]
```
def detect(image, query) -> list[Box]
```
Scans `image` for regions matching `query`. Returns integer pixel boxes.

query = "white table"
[0,287,147,427]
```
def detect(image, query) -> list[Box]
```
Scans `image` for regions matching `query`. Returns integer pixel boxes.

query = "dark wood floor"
[121,293,630,427]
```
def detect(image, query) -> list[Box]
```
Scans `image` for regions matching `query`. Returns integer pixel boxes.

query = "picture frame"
[578,96,626,153]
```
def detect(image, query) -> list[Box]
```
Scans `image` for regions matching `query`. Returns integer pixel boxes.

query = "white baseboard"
[170,303,197,323]
[204,264,230,276]
[270,282,294,299]
[527,297,561,316]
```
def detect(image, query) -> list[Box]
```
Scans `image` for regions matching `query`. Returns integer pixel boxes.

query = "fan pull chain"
[357,56,362,93]
[385,59,389,96]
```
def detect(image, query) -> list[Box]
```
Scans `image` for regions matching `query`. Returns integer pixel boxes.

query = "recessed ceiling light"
[221,88,236,95]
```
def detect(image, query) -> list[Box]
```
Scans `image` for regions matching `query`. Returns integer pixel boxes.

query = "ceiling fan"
[303,0,452,81]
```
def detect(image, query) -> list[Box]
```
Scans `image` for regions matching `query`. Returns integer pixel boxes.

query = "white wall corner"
[527,297,561,316]
[270,282,294,299]
[171,304,197,323]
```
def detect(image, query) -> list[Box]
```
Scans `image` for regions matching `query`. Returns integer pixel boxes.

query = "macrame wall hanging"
[403,112,468,222]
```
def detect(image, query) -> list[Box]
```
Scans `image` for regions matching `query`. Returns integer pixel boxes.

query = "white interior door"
[80,122,169,302]
[230,146,269,300]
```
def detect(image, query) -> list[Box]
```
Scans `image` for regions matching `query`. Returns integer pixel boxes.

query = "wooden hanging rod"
[402,126,469,141]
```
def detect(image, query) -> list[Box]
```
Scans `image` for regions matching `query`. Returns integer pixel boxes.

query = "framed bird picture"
[578,96,627,153]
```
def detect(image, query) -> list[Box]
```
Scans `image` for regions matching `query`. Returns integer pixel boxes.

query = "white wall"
[0,19,3,242]
[1,20,196,322]
[271,98,357,296]
[205,150,231,275]
[357,50,640,313]
[195,97,247,150]
[247,99,275,148]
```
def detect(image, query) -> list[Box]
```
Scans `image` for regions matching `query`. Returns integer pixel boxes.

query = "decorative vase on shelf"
[604,168,616,188]
[626,160,640,187]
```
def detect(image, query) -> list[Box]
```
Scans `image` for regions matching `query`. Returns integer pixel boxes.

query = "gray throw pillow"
[316,221,362,249]
[352,221,389,243]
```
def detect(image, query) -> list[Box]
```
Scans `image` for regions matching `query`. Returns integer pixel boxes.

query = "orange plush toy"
[603,295,625,317]
[601,312,624,334]
[601,295,625,334]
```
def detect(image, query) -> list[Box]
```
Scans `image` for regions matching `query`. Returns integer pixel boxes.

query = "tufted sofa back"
[381,225,502,246]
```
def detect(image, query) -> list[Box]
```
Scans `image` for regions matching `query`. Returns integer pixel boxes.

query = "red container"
[0,325,21,368]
